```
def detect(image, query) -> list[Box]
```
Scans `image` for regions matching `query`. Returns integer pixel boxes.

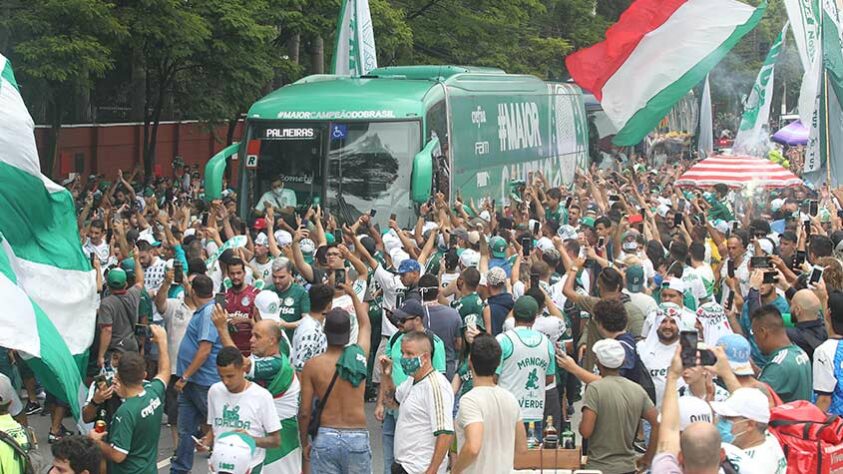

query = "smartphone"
[532,221,541,235]
[837,209,843,220]
[809,265,825,288]
[191,435,210,450]
[90,253,97,267]
[173,261,184,284]
[673,213,683,227]
[214,292,226,308]
[334,269,346,288]
[680,330,698,368]
[134,323,150,338]
[301,219,310,229]
[201,212,209,227]
[763,271,779,284]
[794,250,807,269]
[731,221,740,233]
[369,208,377,218]
[93,374,110,388]
[597,236,605,248]
[565,196,573,209]
[699,349,717,366]
[727,259,736,279]
[724,292,735,312]
[530,272,540,289]
[394,293,404,311]
[750,256,771,269]
[449,233,458,248]
[389,213,397,221]
[332,229,342,243]
[804,220,812,236]
[521,236,532,257]
[810,200,819,217]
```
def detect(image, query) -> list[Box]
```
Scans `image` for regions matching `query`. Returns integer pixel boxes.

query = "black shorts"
[165,374,180,423]
[45,391,70,409]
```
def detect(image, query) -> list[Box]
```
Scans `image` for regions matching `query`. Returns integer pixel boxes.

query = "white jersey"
[496,328,555,422]
[207,382,282,469]
[637,339,685,408]
[331,278,367,346]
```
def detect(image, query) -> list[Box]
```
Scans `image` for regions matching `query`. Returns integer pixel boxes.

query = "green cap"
[120,258,135,276]
[513,296,539,321]
[490,236,507,258]
[325,233,336,245]
[107,268,128,289]
[580,216,596,228]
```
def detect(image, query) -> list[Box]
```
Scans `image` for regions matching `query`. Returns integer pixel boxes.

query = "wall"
[34,121,245,179]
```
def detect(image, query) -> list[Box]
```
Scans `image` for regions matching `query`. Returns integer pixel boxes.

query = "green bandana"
[337,344,368,387]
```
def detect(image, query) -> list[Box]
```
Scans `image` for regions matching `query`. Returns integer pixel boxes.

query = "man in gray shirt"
[96,253,144,369]
[419,274,461,380]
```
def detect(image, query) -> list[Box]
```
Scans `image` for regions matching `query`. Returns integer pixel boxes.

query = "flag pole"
[825,68,832,185]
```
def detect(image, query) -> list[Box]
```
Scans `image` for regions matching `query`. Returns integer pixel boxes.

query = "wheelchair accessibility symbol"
[331,124,348,141]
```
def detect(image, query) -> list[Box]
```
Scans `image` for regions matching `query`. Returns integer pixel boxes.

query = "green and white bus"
[205,65,589,226]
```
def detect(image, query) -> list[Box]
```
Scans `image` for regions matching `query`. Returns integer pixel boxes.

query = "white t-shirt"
[440,272,459,304]
[161,299,193,374]
[682,265,708,306]
[207,382,282,469]
[291,315,326,372]
[813,338,842,394]
[637,340,685,408]
[83,238,113,269]
[249,257,274,284]
[373,265,406,337]
[455,386,521,474]
[741,432,787,474]
[720,255,750,303]
[395,371,455,474]
[331,278,367,346]
[549,272,591,309]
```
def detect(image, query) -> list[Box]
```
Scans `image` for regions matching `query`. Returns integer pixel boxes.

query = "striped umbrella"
[675,154,803,189]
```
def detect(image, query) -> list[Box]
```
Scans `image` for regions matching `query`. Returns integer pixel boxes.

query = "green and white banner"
[733,22,788,155]
[0,54,94,418]
[331,0,377,76]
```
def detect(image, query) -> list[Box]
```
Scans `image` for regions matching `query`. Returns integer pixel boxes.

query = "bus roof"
[246,65,555,121]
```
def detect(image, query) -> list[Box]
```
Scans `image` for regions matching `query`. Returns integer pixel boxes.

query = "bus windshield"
[244,120,421,228]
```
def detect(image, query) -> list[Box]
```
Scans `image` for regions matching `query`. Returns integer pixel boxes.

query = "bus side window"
[426,100,449,200]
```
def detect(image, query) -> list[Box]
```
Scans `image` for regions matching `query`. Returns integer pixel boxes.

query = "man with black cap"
[375,300,446,474]
[298,282,372,474]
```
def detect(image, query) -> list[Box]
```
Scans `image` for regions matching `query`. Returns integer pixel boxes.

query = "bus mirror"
[411,137,438,204]
[204,142,241,202]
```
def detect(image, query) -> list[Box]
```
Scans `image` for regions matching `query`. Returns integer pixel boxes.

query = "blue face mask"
[400,356,422,376]
[717,418,749,444]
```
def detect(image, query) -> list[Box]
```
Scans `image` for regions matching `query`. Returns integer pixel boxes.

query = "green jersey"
[759,344,813,403]
[268,283,310,341]
[546,205,568,225]
[451,292,486,332]
[109,379,166,474]
[456,360,474,397]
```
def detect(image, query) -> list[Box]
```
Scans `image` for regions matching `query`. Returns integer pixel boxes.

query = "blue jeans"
[382,411,396,474]
[170,382,210,474]
[311,427,372,474]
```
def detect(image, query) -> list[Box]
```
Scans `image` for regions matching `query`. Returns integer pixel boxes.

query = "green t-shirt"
[249,354,294,396]
[387,332,447,387]
[546,205,568,225]
[456,359,474,397]
[758,344,813,403]
[109,379,166,474]
[268,282,311,341]
[337,344,368,388]
[451,292,486,332]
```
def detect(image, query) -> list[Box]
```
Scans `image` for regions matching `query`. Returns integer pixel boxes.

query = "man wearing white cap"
[579,338,659,472]
[637,306,686,408]
[642,280,696,337]
[210,432,256,474]
[248,232,274,285]
[711,388,787,473]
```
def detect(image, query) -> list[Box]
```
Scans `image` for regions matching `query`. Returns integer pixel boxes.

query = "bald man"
[212,308,301,473]
[788,289,828,360]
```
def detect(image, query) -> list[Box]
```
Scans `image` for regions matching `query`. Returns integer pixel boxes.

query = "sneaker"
[48,431,64,444]
[24,401,41,415]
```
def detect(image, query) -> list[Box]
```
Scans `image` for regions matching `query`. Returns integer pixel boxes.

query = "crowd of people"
[4,157,843,474]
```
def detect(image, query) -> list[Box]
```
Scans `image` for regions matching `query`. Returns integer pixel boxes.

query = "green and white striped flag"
[733,22,788,155]
[0,53,95,418]
[331,0,377,76]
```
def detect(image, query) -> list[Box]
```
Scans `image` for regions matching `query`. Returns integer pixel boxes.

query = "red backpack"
[768,400,843,474]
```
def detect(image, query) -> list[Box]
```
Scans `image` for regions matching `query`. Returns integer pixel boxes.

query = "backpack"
[618,339,657,404]
[768,400,843,474]
[0,429,33,474]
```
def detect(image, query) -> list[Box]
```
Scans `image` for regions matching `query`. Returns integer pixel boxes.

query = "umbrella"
[675,154,803,189]
[772,120,809,146]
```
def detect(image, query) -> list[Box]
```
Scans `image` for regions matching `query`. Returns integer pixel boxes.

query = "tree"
[3,0,124,177]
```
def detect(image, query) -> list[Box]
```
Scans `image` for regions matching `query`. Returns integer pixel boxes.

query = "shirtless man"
[298,282,371,474]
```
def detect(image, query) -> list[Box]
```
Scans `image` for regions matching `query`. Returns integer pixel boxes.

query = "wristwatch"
[570,266,579,273]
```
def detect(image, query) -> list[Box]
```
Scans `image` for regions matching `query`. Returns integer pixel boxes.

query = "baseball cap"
[299,238,316,255]
[120,257,135,276]
[557,225,578,240]
[252,217,267,231]
[392,299,425,322]
[0,374,21,416]
[325,232,337,245]
[254,232,268,247]
[324,308,351,346]
[513,296,539,320]
[626,265,645,293]
[770,198,785,212]
[662,278,686,294]
[678,396,714,430]
[254,291,280,322]
[274,230,293,247]
[536,237,554,253]
[137,233,161,247]
[107,268,128,289]
[209,432,255,474]
[398,259,421,274]
[486,267,507,287]
[468,230,481,245]
[459,249,480,268]
[711,388,770,424]
[592,339,626,369]
[490,236,507,258]
[711,219,730,235]
[716,334,754,376]
[452,228,469,242]
[580,216,595,228]
[390,248,410,270]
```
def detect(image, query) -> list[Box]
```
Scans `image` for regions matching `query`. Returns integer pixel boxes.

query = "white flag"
[331,0,378,76]
[698,75,713,157]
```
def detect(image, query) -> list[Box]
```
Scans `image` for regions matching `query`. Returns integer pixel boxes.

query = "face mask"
[716,418,749,444]
[400,356,422,376]
[273,187,285,197]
